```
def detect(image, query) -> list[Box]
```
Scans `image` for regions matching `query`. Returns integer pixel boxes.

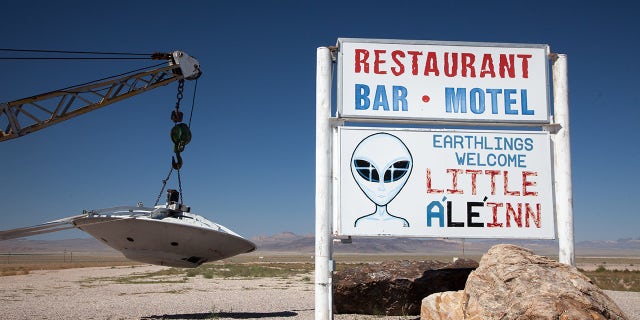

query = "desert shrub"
[584,269,640,292]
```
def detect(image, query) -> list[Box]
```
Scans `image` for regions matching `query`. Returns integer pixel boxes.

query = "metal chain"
[171,80,184,123]
[176,79,184,102]
[177,169,184,205]
[154,79,186,207]
[173,79,186,205]
[154,167,174,206]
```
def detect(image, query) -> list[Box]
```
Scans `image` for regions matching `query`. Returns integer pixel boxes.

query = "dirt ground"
[0,265,413,319]
[0,264,638,320]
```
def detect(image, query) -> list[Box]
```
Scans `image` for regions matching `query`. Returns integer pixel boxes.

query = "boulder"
[421,244,629,320]
[333,258,478,316]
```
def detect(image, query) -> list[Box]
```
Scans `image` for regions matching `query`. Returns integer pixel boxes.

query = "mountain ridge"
[1,232,637,256]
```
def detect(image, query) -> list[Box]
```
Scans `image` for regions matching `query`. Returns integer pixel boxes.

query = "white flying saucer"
[0,203,256,268]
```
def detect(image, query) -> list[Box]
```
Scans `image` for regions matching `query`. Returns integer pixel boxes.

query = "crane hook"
[172,153,183,170]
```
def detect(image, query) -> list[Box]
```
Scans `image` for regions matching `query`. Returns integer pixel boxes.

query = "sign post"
[315,38,573,319]
[315,46,333,320]
[551,53,574,266]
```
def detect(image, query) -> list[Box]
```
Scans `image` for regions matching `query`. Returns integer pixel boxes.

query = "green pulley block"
[171,123,192,153]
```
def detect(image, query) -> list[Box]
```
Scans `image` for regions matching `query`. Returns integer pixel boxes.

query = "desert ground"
[0,254,638,320]
[0,263,415,320]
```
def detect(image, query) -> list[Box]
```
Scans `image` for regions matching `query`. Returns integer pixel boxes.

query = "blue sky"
[0,1,638,242]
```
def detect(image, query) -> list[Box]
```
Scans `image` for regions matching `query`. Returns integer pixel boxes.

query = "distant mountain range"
[1,232,638,257]
[252,233,640,256]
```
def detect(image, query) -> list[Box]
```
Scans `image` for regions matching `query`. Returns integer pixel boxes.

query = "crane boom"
[0,50,201,142]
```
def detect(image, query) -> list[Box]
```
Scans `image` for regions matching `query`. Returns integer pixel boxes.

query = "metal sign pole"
[552,53,575,266]
[315,46,334,319]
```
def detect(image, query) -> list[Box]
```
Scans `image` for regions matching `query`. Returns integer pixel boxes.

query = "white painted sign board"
[335,127,555,239]
[338,38,550,123]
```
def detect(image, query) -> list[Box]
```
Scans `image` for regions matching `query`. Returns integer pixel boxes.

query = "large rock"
[334,258,478,316]
[421,244,629,320]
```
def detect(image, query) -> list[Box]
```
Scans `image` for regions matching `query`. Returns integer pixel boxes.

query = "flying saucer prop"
[0,204,256,268]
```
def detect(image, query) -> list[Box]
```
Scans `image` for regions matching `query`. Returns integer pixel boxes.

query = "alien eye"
[353,159,380,182]
[383,160,410,183]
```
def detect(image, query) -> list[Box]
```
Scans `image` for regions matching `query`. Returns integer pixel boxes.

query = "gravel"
[0,265,637,319]
[604,290,640,320]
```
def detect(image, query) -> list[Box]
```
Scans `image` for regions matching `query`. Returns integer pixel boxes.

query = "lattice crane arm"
[0,50,201,142]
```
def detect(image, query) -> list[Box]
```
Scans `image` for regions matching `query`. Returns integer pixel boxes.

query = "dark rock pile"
[333,258,478,316]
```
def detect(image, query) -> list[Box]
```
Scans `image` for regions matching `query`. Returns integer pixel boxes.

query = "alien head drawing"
[351,133,412,228]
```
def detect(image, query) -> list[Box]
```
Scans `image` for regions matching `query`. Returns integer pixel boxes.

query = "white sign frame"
[316,44,573,319]
[337,38,551,123]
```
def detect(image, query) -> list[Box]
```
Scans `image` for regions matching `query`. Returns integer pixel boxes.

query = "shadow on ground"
[142,310,300,319]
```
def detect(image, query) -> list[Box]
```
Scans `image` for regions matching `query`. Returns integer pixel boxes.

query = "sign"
[338,38,550,123]
[335,127,555,239]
